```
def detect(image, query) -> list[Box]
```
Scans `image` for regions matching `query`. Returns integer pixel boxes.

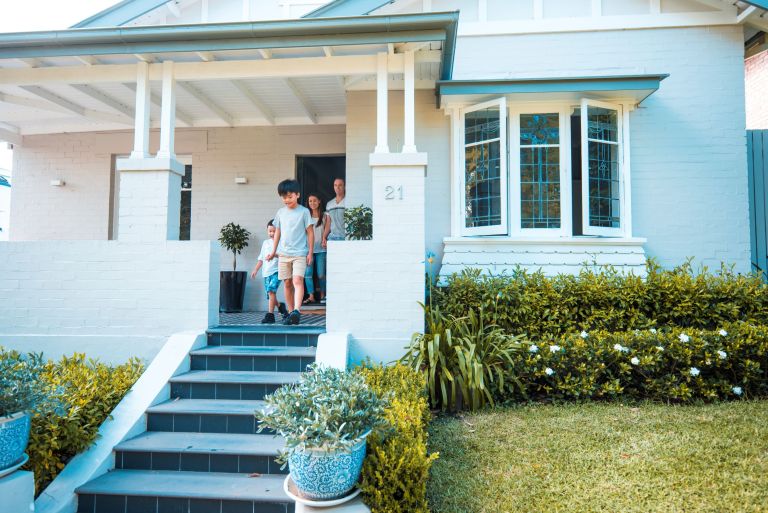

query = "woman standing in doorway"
[303,193,330,304]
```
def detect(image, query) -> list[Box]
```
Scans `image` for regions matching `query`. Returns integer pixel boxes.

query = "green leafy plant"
[344,205,373,240]
[357,363,438,513]
[434,260,768,340]
[11,351,144,494]
[255,364,391,465]
[401,305,524,411]
[0,351,63,418]
[218,222,251,271]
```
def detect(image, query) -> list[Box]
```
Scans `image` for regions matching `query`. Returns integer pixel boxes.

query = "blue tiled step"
[189,346,316,372]
[169,371,301,401]
[146,399,267,434]
[206,327,323,348]
[114,432,287,475]
[75,470,292,513]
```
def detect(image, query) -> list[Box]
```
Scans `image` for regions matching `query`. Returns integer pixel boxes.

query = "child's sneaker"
[285,310,301,325]
[261,312,275,324]
[278,302,289,317]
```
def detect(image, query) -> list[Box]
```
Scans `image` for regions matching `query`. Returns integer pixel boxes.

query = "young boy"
[250,220,288,324]
[267,179,314,325]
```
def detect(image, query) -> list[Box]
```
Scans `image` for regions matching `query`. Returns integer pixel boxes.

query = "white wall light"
[234,177,248,185]
[50,179,65,187]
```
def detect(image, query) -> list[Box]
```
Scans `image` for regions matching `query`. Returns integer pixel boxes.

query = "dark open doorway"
[296,155,346,207]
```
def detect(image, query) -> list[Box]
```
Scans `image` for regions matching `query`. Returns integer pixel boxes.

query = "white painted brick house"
[1,0,766,364]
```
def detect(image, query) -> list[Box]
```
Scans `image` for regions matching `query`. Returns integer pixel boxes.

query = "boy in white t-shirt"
[250,220,288,324]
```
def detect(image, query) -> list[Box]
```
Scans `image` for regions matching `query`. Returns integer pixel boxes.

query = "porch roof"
[436,74,668,107]
[0,12,457,139]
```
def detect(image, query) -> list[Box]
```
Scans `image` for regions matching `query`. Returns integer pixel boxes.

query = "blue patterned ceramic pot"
[0,412,31,470]
[288,431,370,500]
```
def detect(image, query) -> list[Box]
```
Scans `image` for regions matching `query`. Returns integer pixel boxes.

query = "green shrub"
[507,322,768,403]
[435,261,768,340]
[357,363,438,513]
[401,305,524,411]
[14,352,144,494]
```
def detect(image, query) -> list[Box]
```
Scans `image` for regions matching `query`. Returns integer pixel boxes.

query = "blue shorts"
[264,273,280,294]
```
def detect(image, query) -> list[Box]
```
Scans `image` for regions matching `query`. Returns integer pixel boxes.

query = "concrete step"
[189,346,315,372]
[169,371,300,401]
[114,432,286,475]
[206,326,323,348]
[76,470,292,513]
[146,399,268,435]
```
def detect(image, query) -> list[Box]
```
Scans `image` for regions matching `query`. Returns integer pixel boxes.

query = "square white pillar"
[0,470,34,513]
[116,157,184,241]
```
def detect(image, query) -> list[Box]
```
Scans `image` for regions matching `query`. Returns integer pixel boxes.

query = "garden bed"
[428,401,768,513]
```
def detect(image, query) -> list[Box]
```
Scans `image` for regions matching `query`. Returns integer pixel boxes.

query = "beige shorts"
[278,255,307,280]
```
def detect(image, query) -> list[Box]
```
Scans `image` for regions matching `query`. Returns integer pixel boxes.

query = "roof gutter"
[0,11,459,81]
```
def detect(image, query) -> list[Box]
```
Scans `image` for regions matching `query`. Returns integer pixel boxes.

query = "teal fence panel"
[748,130,768,276]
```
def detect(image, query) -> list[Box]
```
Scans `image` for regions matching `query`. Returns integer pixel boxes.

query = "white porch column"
[374,52,389,154]
[402,50,417,153]
[326,153,428,364]
[117,60,183,242]
[130,61,150,159]
[156,60,176,160]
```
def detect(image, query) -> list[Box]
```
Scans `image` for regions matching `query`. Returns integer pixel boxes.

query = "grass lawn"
[428,401,768,513]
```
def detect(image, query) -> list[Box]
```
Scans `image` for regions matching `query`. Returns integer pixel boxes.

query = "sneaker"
[278,302,289,317]
[261,312,275,324]
[282,311,294,325]
[320,297,326,304]
[287,310,301,325]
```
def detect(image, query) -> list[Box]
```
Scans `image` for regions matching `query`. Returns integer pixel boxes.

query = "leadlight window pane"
[587,136,620,228]
[465,107,502,228]
[520,114,560,229]
[587,107,618,142]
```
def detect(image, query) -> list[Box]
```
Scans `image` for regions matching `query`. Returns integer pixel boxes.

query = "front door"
[296,155,346,208]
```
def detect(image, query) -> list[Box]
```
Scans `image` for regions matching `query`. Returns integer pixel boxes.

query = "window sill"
[443,235,647,246]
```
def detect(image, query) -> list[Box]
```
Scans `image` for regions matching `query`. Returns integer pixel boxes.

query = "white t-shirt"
[311,215,329,254]
[257,239,279,277]
[274,204,313,256]
[327,197,345,239]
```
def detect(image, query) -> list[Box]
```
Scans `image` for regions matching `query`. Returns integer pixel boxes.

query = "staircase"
[75,326,323,513]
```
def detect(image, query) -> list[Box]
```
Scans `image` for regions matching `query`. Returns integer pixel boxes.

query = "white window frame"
[580,98,624,237]
[510,105,571,237]
[459,97,508,236]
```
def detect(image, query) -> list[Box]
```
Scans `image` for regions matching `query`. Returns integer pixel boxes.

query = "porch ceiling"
[0,12,457,139]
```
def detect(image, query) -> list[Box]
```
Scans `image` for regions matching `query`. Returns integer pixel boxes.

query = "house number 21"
[384,185,404,200]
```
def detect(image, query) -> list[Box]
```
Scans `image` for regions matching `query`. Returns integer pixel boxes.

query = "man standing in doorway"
[322,178,345,304]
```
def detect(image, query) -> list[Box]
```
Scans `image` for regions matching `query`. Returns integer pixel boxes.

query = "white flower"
[649,328,657,334]
[613,344,629,353]
[732,386,743,396]
[717,350,727,360]
[529,344,539,353]
[630,357,640,366]
[719,329,728,337]
[580,330,589,339]
[679,333,690,343]
[706,359,712,366]
[549,345,561,353]
[544,367,554,376]
[689,367,700,377]
[656,346,665,351]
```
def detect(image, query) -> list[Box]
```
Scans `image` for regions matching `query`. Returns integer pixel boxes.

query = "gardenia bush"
[435,261,768,340]
[508,322,768,402]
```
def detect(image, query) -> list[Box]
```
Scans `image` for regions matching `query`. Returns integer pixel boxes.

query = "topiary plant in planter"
[0,351,63,476]
[255,364,391,501]
[218,222,251,312]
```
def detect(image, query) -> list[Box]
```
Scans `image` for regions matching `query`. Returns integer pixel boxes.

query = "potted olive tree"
[0,352,61,476]
[218,222,251,313]
[256,365,390,501]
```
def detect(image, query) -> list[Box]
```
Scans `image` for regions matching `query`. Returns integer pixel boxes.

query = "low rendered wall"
[0,241,219,361]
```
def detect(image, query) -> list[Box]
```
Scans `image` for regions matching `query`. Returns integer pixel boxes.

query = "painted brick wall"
[0,241,219,337]
[345,90,451,271]
[452,25,750,272]
[746,50,768,130]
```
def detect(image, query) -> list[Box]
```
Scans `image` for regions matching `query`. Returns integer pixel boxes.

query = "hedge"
[8,352,145,494]
[357,363,438,513]
[434,261,768,340]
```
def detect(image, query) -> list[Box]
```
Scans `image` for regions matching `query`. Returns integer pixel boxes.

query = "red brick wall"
[746,50,768,129]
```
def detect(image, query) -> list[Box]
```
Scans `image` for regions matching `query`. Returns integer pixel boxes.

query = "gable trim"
[72,0,169,29]
[304,0,393,18]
